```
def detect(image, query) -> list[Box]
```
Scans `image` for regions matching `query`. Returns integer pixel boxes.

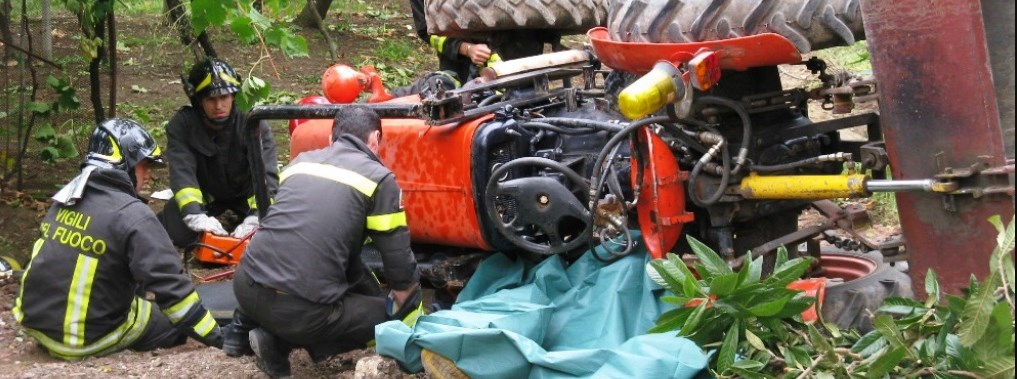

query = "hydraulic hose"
[534,117,625,133]
[520,121,598,135]
[751,152,853,173]
[587,115,672,261]
[695,96,751,175]
[687,125,731,207]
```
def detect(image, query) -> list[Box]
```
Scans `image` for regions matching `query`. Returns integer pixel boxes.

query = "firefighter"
[407,0,563,84]
[13,118,223,359]
[159,57,279,247]
[226,106,421,378]
[409,0,493,84]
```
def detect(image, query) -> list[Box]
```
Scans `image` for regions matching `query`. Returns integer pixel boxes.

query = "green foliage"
[648,238,818,376]
[189,0,309,59]
[368,63,416,89]
[817,41,872,74]
[31,76,84,164]
[375,40,414,62]
[652,217,1016,378]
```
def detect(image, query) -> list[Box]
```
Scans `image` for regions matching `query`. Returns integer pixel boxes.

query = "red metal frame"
[861,0,1014,294]
[632,128,694,259]
[587,27,802,74]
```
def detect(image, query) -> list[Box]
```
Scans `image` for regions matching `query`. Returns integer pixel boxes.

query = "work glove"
[183,213,228,236]
[178,304,224,349]
[230,215,259,238]
[386,286,424,327]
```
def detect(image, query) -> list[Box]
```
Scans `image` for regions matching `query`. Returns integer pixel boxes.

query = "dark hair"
[331,105,381,143]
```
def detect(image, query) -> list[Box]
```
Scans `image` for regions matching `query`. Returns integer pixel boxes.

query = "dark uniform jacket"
[239,134,418,304]
[410,0,557,83]
[13,169,217,359]
[410,0,474,82]
[165,106,279,217]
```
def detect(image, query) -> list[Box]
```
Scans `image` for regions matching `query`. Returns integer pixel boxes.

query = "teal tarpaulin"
[375,246,708,379]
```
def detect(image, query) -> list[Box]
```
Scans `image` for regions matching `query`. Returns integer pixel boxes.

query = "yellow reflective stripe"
[366,211,407,232]
[280,162,378,197]
[164,291,200,324]
[12,239,45,323]
[193,73,212,93]
[487,53,503,67]
[402,301,424,327]
[193,312,217,337]
[246,195,273,210]
[219,72,240,86]
[174,187,204,209]
[429,35,447,53]
[25,297,151,360]
[64,255,98,347]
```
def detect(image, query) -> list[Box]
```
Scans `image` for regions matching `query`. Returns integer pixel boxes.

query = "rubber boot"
[222,309,257,357]
[249,328,292,378]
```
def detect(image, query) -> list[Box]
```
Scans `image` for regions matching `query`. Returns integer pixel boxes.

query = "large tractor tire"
[819,249,912,332]
[607,0,865,53]
[424,0,609,38]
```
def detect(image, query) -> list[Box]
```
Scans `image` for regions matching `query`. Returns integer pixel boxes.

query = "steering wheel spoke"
[484,158,593,255]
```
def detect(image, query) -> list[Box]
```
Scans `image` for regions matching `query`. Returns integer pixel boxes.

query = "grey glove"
[230,215,259,238]
[182,213,228,236]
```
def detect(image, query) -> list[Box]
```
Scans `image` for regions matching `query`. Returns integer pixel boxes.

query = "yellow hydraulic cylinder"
[737,173,869,199]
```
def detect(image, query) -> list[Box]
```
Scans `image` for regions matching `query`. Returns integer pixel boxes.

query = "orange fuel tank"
[289,96,494,250]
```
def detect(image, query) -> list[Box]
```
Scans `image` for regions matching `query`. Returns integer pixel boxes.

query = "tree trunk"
[107,8,116,118]
[87,15,105,124]
[164,0,217,61]
[297,0,337,59]
[0,0,13,61]
[294,0,333,28]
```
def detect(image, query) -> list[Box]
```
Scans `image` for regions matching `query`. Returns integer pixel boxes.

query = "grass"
[374,40,414,61]
[816,41,872,75]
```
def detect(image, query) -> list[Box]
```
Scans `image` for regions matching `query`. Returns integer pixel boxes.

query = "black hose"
[695,96,752,175]
[587,115,673,261]
[520,121,597,135]
[532,117,624,132]
[687,124,731,207]
[752,156,823,173]
[478,93,502,107]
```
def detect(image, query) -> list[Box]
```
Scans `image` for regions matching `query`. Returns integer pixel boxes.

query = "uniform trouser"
[158,197,251,247]
[232,254,385,360]
[130,300,188,351]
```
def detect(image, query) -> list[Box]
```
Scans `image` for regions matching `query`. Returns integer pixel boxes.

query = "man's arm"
[258,119,280,200]
[122,208,221,347]
[165,112,205,216]
[366,174,419,291]
[409,0,484,66]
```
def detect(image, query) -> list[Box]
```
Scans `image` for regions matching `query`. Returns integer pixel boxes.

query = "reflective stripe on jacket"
[165,107,279,215]
[239,134,418,304]
[13,169,213,359]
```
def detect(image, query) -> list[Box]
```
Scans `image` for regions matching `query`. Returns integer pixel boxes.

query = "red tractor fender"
[587,27,802,74]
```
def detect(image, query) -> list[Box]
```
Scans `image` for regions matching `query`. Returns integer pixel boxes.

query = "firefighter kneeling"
[13,118,223,359]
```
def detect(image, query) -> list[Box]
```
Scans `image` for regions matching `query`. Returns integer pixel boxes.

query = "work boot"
[221,310,256,357]
[249,328,292,378]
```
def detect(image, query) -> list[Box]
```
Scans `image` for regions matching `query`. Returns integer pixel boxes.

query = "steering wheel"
[484,157,592,255]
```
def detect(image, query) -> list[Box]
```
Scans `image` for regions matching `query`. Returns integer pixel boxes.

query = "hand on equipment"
[387,284,424,327]
[183,213,228,236]
[231,215,259,238]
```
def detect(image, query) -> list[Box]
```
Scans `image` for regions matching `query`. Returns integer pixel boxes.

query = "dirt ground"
[0,2,898,378]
